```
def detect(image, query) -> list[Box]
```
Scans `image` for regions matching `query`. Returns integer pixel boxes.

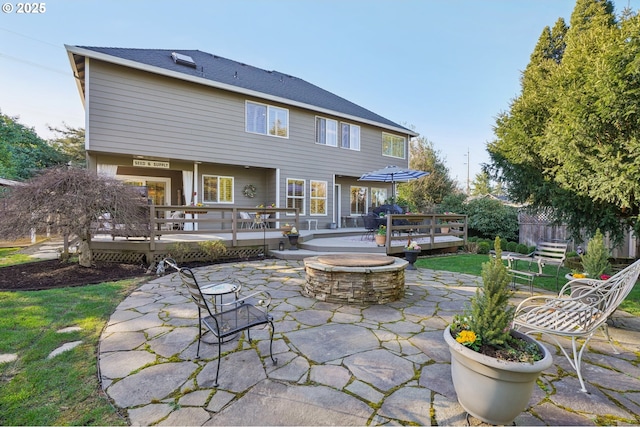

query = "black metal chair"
[362,214,377,240]
[162,259,277,387]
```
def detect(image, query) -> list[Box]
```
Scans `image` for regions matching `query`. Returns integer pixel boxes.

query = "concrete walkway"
[99,259,640,426]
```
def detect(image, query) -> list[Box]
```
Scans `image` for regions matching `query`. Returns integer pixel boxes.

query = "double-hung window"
[341,123,360,150]
[315,117,337,146]
[382,133,406,158]
[286,178,305,215]
[310,180,327,215]
[202,175,234,203]
[246,101,289,138]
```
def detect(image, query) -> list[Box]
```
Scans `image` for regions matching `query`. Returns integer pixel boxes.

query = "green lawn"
[415,253,640,316]
[0,272,143,425]
[0,247,34,266]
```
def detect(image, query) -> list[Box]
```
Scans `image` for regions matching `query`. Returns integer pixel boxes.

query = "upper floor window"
[341,123,360,151]
[246,101,289,138]
[382,133,406,158]
[286,178,305,215]
[310,180,327,215]
[202,175,234,203]
[315,117,338,146]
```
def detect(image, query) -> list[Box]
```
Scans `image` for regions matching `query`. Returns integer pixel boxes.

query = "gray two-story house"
[65,46,417,229]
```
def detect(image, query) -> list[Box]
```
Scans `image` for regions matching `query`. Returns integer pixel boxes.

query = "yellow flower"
[456,330,477,345]
[572,273,586,279]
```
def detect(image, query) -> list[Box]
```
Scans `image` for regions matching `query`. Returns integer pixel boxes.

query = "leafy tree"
[48,123,86,166]
[0,167,151,266]
[397,135,457,210]
[487,0,640,245]
[0,111,68,180]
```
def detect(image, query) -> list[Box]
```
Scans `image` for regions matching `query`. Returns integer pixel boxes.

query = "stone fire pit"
[303,254,408,304]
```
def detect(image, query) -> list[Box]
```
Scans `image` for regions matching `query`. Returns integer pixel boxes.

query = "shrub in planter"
[580,229,611,278]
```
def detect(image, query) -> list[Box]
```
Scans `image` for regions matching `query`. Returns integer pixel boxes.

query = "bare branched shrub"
[0,166,151,266]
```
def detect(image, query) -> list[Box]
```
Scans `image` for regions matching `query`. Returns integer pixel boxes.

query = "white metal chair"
[162,259,277,387]
[165,210,184,230]
[513,259,640,392]
[239,212,252,229]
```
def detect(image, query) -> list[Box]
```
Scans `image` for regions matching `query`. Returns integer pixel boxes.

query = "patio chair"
[165,210,184,230]
[252,213,267,229]
[362,214,377,240]
[239,211,252,229]
[513,259,640,392]
[162,258,277,387]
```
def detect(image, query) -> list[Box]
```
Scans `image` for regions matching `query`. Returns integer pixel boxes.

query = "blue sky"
[1,0,637,187]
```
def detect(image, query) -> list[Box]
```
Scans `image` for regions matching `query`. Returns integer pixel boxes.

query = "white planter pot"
[443,325,553,425]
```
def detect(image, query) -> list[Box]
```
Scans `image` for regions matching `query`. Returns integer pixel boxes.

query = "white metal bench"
[513,259,640,392]
[507,241,568,291]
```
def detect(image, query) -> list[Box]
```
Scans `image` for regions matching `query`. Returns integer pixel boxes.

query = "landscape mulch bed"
[0,259,150,291]
[0,258,263,291]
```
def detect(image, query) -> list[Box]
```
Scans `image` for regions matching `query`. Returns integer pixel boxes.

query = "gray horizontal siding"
[87,60,409,179]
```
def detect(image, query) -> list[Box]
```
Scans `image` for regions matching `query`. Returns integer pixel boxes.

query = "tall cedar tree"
[488,0,640,246]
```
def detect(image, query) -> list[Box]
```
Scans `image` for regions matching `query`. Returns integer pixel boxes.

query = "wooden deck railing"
[146,205,299,247]
[381,213,468,253]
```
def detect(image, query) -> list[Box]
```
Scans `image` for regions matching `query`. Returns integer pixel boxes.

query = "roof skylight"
[171,52,197,68]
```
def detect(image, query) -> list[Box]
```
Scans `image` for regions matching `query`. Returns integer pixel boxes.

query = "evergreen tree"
[488,0,640,244]
[468,237,514,348]
[48,123,86,166]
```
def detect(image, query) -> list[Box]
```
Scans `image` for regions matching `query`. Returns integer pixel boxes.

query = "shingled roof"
[67,46,415,135]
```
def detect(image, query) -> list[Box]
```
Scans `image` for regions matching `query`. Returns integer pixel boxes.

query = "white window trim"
[340,122,361,151]
[310,180,328,216]
[202,174,234,204]
[286,177,306,216]
[315,116,338,147]
[245,100,289,139]
[382,132,406,159]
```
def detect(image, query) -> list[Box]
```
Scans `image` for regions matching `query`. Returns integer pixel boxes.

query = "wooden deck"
[90,208,468,264]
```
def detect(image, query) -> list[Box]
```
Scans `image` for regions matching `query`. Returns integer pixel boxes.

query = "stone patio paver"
[97,259,640,426]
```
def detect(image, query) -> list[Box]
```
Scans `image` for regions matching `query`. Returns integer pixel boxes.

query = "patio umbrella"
[358,165,429,200]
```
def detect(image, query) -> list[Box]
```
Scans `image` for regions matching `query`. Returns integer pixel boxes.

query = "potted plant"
[443,237,553,425]
[375,225,387,246]
[568,229,612,281]
[285,226,299,250]
[403,240,421,270]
